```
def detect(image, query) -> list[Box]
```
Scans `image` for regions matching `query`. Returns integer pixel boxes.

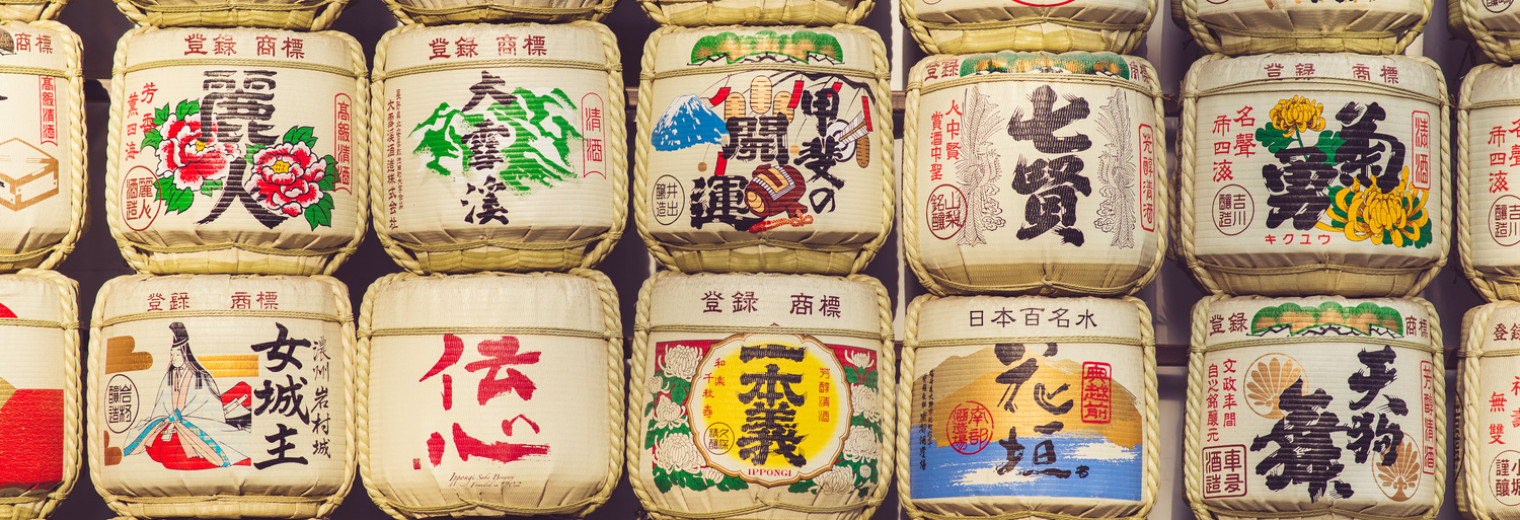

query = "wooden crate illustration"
[0,138,58,211]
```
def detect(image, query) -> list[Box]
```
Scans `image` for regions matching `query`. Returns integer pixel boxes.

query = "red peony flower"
[246,142,328,217]
[155,113,236,190]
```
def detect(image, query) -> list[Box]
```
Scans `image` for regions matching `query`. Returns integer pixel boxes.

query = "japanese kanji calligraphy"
[0,23,77,272]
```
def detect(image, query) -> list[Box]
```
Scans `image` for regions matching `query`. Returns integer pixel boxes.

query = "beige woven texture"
[0,0,65,21]
[1177,0,1429,54]
[901,0,1155,54]
[87,274,357,520]
[107,27,370,276]
[370,22,627,274]
[639,0,872,26]
[114,0,347,31]
[1455,302,1520,520]
[384,0,616,24]
[356,271,623,520]
[1457,64,1520,301]
[896,294,1160,520]
[628,271,896,520]
[634,25,895,275]
[1184,295,1446,520]
[1179,53,1450,297]
[0,21,86,274]
[903,52,1168,297]
[1450,0,1520,64]
[0,270,81,520]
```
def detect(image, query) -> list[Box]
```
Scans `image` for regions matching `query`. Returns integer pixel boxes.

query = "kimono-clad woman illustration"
[122,322,255,470]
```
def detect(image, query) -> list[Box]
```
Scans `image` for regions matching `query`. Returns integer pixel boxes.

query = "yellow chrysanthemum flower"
[1270,95,1327,138]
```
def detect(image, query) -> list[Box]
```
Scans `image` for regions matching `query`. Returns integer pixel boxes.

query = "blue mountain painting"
[653,94,728,151]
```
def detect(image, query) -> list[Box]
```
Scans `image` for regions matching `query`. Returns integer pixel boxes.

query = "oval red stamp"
[947,401,994,455]
[121,165,162,231]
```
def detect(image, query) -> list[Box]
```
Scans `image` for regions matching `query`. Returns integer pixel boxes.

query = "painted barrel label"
[0,277,68,493]
[0,22,76,262]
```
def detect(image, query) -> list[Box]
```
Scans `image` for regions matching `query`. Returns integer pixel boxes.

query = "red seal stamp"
[947,401,994,455]
[121,165,163,231]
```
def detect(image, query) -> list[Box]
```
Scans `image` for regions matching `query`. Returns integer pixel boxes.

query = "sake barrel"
[902,0,1155,54]
[639,0,872,26]
[113,0,347,31]
[0,1,65,22]
[88,274,356,519]
[629,272,894,520]
[372,22,625,274]
[1179,54,1449,297]
[0,270,79,520]
[383,0,616,24]
[1458,64,1520,301]
[1456,301,1520,520]
[635,26,893,274]
[1177,0,1428,54]
[905,52,1167,297]
[1186,295,1444,520]
[358,270,623,519]
[0,22,84,273]
[900,295,1158,519]
[107,27,369,276]
[1450,0,1520,64]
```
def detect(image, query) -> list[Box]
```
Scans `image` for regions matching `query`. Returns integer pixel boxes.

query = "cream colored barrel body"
[383,0,616,23]
[1186,295,1444,520]
[902,0,1155,54]
[113,0,347,31]
[905,52,1166,296]
[639,0,872,26]
[1456,302,1520,520]
[0,22,83,273]
[358,271,623,520]
[1180,54,1449,297]
[0,271,79,520]
[1179,0,1428,54]
[1458,65,1520,301]
[629,272,894,520]
[635,26,893,275]
[89,274,356,519]
[108,27,369,276]
[900,295,1158,520]
[373,23,625,274]
[1452,0,1520,64]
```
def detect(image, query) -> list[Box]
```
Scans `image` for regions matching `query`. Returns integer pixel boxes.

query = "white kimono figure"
[123,322,254,470]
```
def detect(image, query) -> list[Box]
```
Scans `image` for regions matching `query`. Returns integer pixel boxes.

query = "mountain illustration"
[652,94,727,152]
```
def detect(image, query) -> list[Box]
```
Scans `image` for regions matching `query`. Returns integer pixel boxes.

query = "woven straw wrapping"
[1457,64,1520,302]
[1178,53,1450,298]
[634,25,894,275]
[0,22,85,274]
[901,0,1154,54]
[1178,0,1428,54]
[356,271,624,520]
[383,0,616,24]
[639,0,872,26]
[896,295,1159,520]
[0,0,64,22]
[903,52,1167,297]
[0,271,80,520]
[1456,302,1520,520]
[88,274,357,520]
[628,271,895,520]
[113,0,346,31]
[107,26,370,276]
[370,22,626,274]
[1448,0,1520,64]
[1184,295,1445,520]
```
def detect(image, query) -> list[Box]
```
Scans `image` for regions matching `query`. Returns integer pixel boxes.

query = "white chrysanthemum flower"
[652,393,685,430]
[660,345,702,381]
[653,432,704,473]
[845,351,874,370]
[842,426,878,463]
[850,384,880,422]
[857,463,874,481]
[815,466,857,495]
[700,467,723,483]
